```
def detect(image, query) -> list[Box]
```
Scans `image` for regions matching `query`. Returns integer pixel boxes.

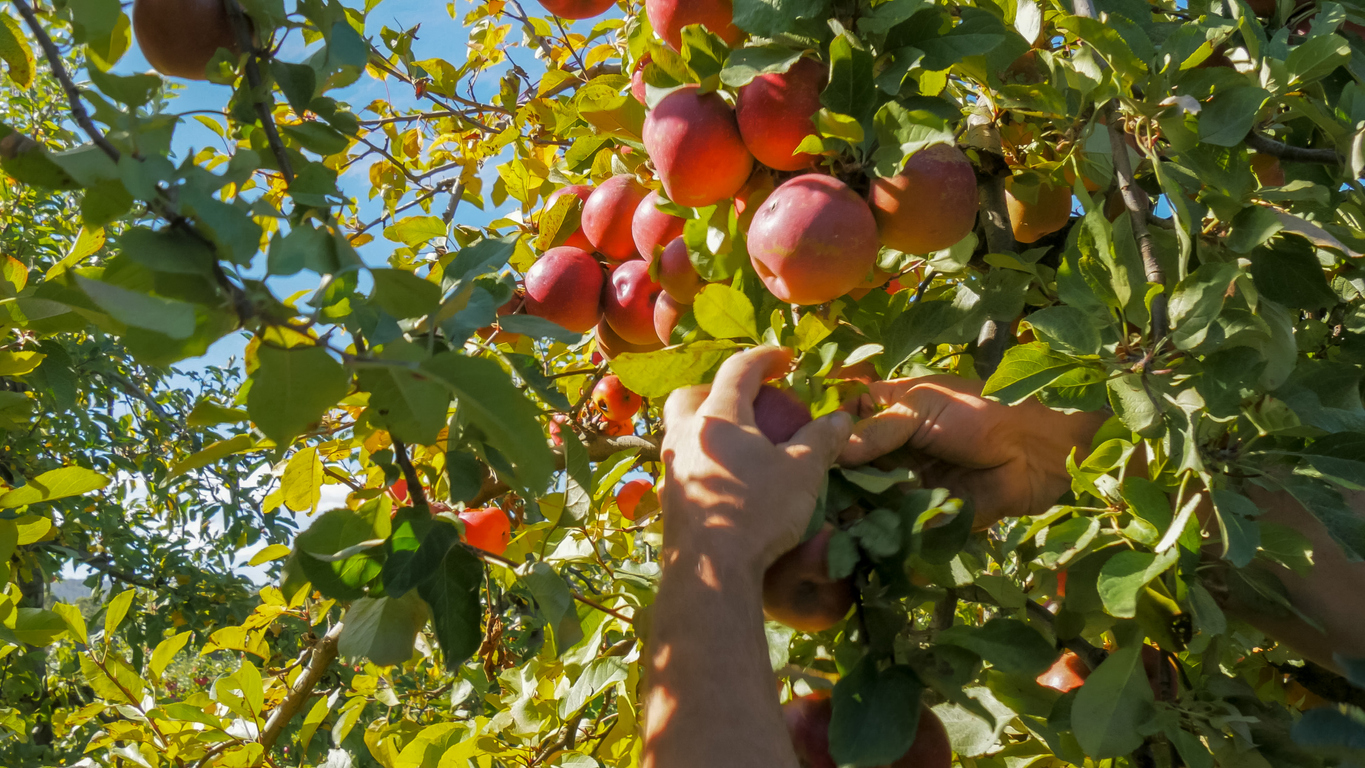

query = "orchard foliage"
[0,0,1364,764]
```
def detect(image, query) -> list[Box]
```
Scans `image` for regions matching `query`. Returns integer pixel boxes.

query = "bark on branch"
[1245,130,1343,166]
[257,622,344,753]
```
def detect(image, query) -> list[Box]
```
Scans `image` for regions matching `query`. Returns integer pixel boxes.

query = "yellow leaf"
[150,631,191,679]
[0,350,44,376]
[45,226,105,280]
[248,544,291,567]
[104,589,135,640]
[282,446,323,513]
[52,601,87,645]
[0,13,33,89]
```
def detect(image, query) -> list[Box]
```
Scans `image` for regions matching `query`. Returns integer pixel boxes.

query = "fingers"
[839,384,966,467]
[700,346,792,425]
[783,410,855,472]
[663,385,709,430]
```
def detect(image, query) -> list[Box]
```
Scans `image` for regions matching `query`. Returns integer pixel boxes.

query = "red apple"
[654,291,686,344]
[1036,650,1089,693]
[582,176,648,261]
[631,54,651,105]
[534,0,616,19]
[632,190,687,263]
[736,56,826,172]
[545,185,595,252]
[763,525,855,632]
[591,374,643,421]
[548,413,569,446]
[595,319,664,360]
[643,85,755,207]
[1005,178,1072,244]
[645,0,744,50]
[616,478,654,521]
[524,246,604,332]
[753,385,812,444]
[459,507,512,555]
[748,174,880,305]
[869,144,979,255]
[603,260,664,346]
[658,237,702,303]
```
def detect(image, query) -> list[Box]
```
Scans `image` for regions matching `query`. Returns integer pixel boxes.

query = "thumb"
[783,410,855,472]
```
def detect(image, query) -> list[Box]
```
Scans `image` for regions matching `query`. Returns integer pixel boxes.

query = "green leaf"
[87,65,160,108]
[519,562,585,656]
[916,8,1008,71]
[384,216,447,248]
[982,342,1079,405]
[0,13,34,89]
[693,283,758,341]
[270,61,317,114]
[1210,489,1262,568]
[267,223,333,276]
[871,102,955,177]
[338,591,429,666]
[383,512,460,596]
[719,46,803,88]
[609,340,740,398]
[829,656,924,767]
[103,588,135,640]
[1249,234,1338,310]
[732,0,832,38]
[1227,205,1284,253]
[1023,306,1103,357]
[371,269,442,319]
[1169,261,1239,350]
[281,121,349,156]
[358,358,452,446]
[13,608,67,645]
[1056,15,1147,82]
[417,543,484,669]
[1291,707,1365,754]
[937,619,1057,677]
[295,507,389,600]
[1097,548,1178,618]
[247,345,350,444]
[560,427,592,527]
[1072,644,1156,758]
[51,602,86,645]
[422,353,554,494]
[822,32,875,122]
[0,466,110,508]
[186,400,249,427]
[74,275,196,339]
[1198,85,1269,147]
[680,25,728,84]
[150,631,191,679]
[1286,33,1351,85]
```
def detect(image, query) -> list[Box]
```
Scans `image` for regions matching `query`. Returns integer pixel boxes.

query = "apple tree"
[0,0,1364,765]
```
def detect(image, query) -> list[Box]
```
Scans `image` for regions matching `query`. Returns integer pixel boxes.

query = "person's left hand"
[659,346,854,576]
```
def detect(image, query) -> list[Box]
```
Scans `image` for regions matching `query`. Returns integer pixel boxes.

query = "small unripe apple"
[736,57,826,172]
[644,86,754,207]
[748,175,880,305]
[1005,178,1072,244]
[583,176,648,261]
[654,291,685,345]
[459,507,512,555]
[546,185,595,251]
[534,0,616,20]
[524,246,605,332]
[632,190,686,263]
[645,0,744,50]
[616,478,654,520]
[869,144,979,255]
[753,385,812,444]
[592,374,643,421]
[658,237,702,303]
[762,525,854,632]
[133,0,240,80]
[603,260,664,346]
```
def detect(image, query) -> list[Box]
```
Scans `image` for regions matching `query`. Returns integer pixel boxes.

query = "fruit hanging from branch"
[583,176,648,261]
[524,246,605,332]
[645,0,744,50]
[643,86,755,207]
[736,56,826,172]
[133,0,240,80]
[869,144,979,255]
[748,175,880,305]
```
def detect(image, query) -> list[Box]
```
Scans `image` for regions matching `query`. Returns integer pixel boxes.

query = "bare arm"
[642,347,853,768]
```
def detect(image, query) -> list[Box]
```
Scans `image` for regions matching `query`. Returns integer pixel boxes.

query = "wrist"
[661,523,767,592]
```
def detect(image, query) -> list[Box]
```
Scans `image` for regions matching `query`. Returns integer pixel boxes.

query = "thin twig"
[1107,118,1167,338]
[226,0,293,184]
[257,622,344,753]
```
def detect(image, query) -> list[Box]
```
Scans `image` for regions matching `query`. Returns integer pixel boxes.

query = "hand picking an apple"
[839,375,1108,529]
[659,346,855,573]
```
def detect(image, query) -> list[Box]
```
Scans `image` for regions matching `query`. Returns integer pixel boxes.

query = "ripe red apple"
[748,175,880,305]
[595,319,664,360]
[632,190,686,263]
[546,185,595,251]
[1036,650,1089,693]
[534,0,616,19]
[582,176,648,261]
[601,417,634,437]
[736,56,826,172]
[753,384,812,444]
[388,478,411,505]
[654,291,685,344]
[763,525,854,632]
[631,54,651,105]
[1005,178,1071,244]
[783,692,952,768]
[645,0,744,50]
[603,260,664,346]
[133,0,239,80]
[643,86,755,207]
[459,507,512,555]
[616,478,653,521]
[548,413,569,446]
[658,237,702,303]
[524,247,604,332]
[1250,153,1285,187]
[869,144,979,255]
[592,374,643,421]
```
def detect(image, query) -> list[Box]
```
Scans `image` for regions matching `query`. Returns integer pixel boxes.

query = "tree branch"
[11,0,122,162]
[226,0,293,184]
[392,437,430,509]
[1245,130,1343,165]
[257,622,344,753]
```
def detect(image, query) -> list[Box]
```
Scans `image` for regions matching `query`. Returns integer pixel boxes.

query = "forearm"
[1228,483,1365,673]
[642,532,798,768]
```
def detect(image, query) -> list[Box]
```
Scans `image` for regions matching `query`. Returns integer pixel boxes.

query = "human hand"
[838,375,1107,528]
[659,347,854,576]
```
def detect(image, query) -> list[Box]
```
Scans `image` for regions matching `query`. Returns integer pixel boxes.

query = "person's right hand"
[838,375,1108,528]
